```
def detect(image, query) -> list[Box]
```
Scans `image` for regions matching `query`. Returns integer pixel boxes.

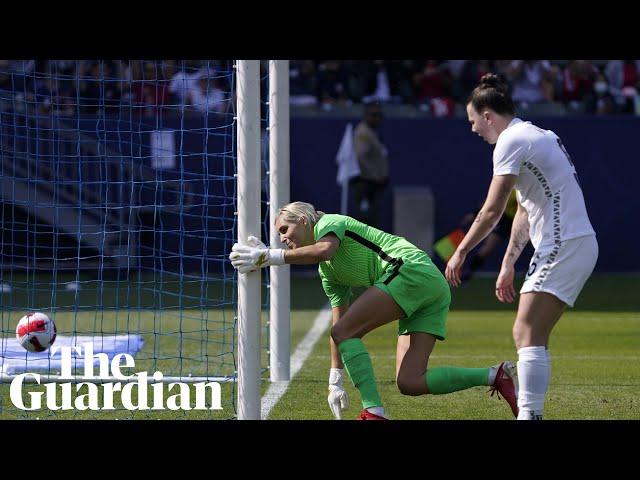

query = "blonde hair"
[277,201,325,227]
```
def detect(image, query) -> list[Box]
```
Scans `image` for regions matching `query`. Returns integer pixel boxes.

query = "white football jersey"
[493,118,595,250]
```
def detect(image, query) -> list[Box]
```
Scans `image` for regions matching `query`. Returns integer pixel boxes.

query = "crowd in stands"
[1,60,639,117]
[0,60,234,117]
[290,60,640,116]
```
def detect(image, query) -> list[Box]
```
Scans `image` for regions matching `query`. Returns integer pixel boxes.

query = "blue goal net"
[0,59,266,419]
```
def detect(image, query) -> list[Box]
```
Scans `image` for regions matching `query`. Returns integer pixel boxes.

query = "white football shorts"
[520,235,598,307]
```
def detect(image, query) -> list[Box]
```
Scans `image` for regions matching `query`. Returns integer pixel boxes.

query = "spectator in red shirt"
[414,60,455,117]
[562,60,598,112]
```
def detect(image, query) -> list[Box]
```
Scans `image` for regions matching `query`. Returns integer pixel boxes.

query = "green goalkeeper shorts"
[374,250,451,340]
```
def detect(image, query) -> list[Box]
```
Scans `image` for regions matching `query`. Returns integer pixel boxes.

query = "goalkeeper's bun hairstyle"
[278,201,325,227]
[468,73,515,116]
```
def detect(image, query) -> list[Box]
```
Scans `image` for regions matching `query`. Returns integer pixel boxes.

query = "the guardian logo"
[9,343,223,411]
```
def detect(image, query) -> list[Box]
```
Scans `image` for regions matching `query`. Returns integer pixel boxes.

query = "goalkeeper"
[229,201,518,420]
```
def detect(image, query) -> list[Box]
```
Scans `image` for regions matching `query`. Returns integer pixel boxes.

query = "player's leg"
[516,235,598,420]
[393,292,518,416]
[513,292,566,348]
[395,331,499,396]
[331,285,405,419]
[394,332,435,395]
[513,291,565,420]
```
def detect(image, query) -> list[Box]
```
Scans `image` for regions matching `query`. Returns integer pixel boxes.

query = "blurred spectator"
[132,61,170,116]
[413,60,455,117]
[350,102,389,228]
[78,61,103,114]
[6,59,640,118]
[394,60,421,103]
[0,60,10,91]
[506,60,553,106]
[47,60,76,95]
[32,75,55,114]
[447,60,467,80]
[546,62,565,102]
[361,60,409,104]
[604,60,627,110]
[9,60,35,91]
[622,60,639,88]
[191,75,228,113]
[47,60,77,115]
[290,60,317,106]
[101,61,121,114]
[562,60,598,113]
[619,60,639,113]
[585,72,617,115]
[493,60,513,79]
[455,60,492,103]
[414,60,452,100]
[77,61,122,115]
[169,60,202,107]
[361,61,392,103]
[316,60,350,108]
[162,60,178,103]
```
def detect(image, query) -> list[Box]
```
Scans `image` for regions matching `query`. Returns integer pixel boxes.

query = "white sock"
[545,348,552,391]
[366,406,386,418]
[517,346,549,420]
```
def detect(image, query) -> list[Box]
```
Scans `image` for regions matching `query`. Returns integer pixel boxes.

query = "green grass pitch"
[267,273,640,420]
[0,273,637,419]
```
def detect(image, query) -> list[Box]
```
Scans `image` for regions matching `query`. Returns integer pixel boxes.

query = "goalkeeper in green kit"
[229,201,518,420]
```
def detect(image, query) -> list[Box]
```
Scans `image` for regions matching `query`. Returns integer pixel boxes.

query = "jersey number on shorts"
[556,138,582,188]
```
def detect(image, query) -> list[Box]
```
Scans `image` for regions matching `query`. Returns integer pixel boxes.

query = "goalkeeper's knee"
[396,374,426,396]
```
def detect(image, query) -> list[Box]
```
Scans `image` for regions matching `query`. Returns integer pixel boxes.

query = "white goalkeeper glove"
[327,368,349,420]
[229,235,285,274]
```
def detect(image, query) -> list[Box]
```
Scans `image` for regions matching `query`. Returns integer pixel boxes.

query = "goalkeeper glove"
[229,235,285,274]
[327,368,349,420]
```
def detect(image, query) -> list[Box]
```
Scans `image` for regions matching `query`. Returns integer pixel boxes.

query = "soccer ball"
[16,312,57,352]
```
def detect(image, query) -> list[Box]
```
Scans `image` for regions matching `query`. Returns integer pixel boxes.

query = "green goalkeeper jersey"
[315,214,432,307]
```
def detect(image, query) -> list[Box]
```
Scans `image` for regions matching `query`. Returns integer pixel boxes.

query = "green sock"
[338,338,382,409]
[426,366,490,395]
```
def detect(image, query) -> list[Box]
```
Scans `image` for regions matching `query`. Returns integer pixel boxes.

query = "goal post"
[236,60,262,420]
[0,59,288,420]
[268,60,290,382]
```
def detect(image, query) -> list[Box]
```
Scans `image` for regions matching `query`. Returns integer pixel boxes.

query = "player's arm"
[284,234,340,265]
[457,174,517,256]
[502,202,530,269]
[446,174,517,286]
[328,302,350,419]
[229,234,340,273]
[495,202,530,303]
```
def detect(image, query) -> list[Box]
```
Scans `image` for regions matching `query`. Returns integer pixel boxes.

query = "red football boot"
[356,409,389,420]
[489,361,519,418]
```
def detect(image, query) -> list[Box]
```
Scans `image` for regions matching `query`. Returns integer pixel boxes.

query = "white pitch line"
[261,305,331,419]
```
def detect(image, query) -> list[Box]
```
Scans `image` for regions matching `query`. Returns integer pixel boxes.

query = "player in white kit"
[445,73,598,420]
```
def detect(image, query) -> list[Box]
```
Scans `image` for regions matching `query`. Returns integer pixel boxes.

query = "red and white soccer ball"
[16,312,57,352]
